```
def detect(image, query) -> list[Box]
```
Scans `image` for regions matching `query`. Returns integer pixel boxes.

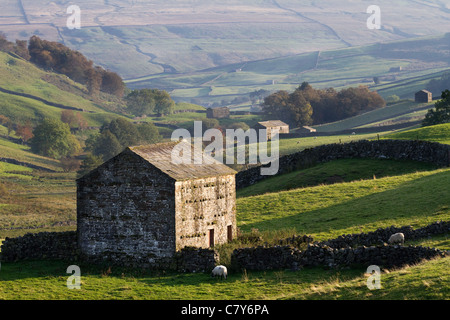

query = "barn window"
[208,229,215,248]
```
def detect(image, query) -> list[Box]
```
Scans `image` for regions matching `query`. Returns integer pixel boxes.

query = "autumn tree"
[28,36,124,97]
[262,82,385,126]
[101,70,125,97]
[262,89,313,127]
[15,121,34,144]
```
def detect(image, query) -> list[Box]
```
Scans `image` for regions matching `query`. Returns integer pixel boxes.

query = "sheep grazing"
[211,265,227,280]
[388,232,405,245]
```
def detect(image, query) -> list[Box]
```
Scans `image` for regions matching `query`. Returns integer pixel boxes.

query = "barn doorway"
[209,229,215,247]
[227,225,233,242]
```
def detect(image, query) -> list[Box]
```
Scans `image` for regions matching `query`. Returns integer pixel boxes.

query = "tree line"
[422,90,450,127]
[262,82,386,127]
[0,33,125,98]
[1,34,178,118]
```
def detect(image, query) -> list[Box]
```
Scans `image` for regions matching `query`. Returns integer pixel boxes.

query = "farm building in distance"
[255,120,290,140]
[415,90,433,103]
[76,140,237,267]
[207,107,230,119]
[299,126,317,134]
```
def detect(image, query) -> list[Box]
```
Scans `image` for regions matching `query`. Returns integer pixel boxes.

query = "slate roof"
[257,120,289,128]
[416,90,432,94]
[129,140,236,181]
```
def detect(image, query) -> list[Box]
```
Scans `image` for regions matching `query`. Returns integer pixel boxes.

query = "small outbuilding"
[300,126,317,133]
[415,90,432,103]
[207,107,230,119]
[255,120,289,140]
[77,140,237,267]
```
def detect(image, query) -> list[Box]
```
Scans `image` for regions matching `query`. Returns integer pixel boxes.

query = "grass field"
[383,123,450,145]
[236,169,450,239]
[0,113,449,300]
[0,165,448,299]
[312,100,432,133]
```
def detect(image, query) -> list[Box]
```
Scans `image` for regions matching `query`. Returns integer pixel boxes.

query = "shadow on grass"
[239,169,450,238]
[0,258,365,292]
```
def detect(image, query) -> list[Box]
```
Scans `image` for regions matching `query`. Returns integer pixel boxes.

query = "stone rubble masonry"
[1,221,448,273]
[0,231,78,262]
[76,146,236,269]
[0,232,218,272]
[231,221,450,271]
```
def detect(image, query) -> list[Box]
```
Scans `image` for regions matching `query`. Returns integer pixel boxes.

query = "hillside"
[1,160,448,300]
[3,0,450,77]
[127,34,450,109]
[0,51,130,127]
[1,1,450,111]
[383,123,450,145]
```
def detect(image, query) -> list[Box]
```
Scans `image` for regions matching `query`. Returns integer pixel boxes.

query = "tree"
[126,89,156,116]
[60,157,81,172]
[61,110,78,128]
[261,90,313,127]
[86,67,103,97]
[126,89,175,117]
[15,121,34,143]
[136,123,162,144]
[14,40,30,60]
[153,89,175,116]
[101,70,125,97]
[61,110,88,130]
[422,90,450,126]
[104,118,140,148]
[91,130,123,161]
[77,154,104,178]
[30,118,81,159]
[262,83,385,126]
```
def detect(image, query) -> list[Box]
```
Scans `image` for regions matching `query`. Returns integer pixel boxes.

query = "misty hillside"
[1,0,450,79]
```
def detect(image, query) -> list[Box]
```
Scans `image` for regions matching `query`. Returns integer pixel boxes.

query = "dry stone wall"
[0,231,78,262]
[317,221,450,249]
[231,221,450,271]
[231,244,448,271]
[0,232,218,272]
[236,140,450,189]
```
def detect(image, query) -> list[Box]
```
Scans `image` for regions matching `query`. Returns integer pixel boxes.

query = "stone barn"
[255,120,290,140]
[415,90,432,103]
[206,107,230,119]
[77,140,237,267]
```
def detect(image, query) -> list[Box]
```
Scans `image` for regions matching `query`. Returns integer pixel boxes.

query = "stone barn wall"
[77,149,177,267]
[175,175,236,250]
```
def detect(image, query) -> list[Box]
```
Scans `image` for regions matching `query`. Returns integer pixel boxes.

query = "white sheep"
[211,265,227,280]
[388,232,405,245]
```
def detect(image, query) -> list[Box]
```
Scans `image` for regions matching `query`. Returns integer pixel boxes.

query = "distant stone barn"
[206,107,230,119]
[415,90,432,103]
[76,141,237,267]
[255,120,290,140]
